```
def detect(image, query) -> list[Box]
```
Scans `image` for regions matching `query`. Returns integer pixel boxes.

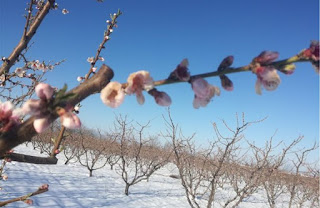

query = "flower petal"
[100,82,125,108]
[61,112,81,129]
[33,117,50,133]
[255,79,262,95]
[35,83,54,100]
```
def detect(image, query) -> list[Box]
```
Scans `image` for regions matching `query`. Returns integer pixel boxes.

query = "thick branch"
[2,153,57,164]
[0,65,114,156]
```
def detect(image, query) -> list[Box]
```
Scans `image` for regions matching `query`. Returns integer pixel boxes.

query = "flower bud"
[148,89,172,106]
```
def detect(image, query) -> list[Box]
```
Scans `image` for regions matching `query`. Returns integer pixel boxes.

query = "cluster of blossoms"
[100,70,169,108]
[104,12,119,40]
[0,59,54,85]
[100,58,224,109]
[28,60,54,72]
[250,41,319,95]
[86,57,104,65]
[22,83,81,133]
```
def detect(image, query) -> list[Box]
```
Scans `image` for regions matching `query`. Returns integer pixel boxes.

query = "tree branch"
[0,64,114,156]
[0,184,49,207]
[0,0,55,75]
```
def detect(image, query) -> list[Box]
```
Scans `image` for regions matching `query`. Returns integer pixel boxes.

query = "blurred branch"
[0,184,49,207]
[152,55,309,87]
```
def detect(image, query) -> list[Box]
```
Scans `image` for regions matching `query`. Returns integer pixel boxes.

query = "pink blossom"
[98,57,105,62]
[125,71,154,105]
[303,41,319,60]
[59,111,81,129]
[33,116,51,133]
[22,99,43,116]
[100,82,125,108]
[303,41,319,73]
[35,83,54,101]
[74,105,80,112]
[24,199,33,205]
[169,59,190,81]
[0,74,5,82]
[39,184,49,190]
[30,60,40,70]
[15,67,25,78]
[37,63,46,72]
[62,9,69,14]
[22,83,54,133]
[148,89,172,106]
[254,66,281,95]
[77,76,84,82]
[191,78,220,109]
[254,51,279,64]
[87,57,94,63]
[2,175,8,181]
[0,101,22,132]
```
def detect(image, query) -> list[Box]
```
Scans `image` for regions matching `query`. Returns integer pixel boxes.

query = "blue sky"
[1,1,319,159]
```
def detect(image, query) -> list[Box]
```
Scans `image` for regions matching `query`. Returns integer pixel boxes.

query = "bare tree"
[251,136,303,208]
[286,143,318,208]
[61,129,81,165]
[114,115,168,195]
[101,133,120,170]
[76,128,108,177]
[165,111,263,208]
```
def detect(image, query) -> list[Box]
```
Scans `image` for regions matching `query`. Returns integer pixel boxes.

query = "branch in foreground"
[1,153,57,164]
[0,184,49,207]
[0,65,114,156]
[153,55,310,87]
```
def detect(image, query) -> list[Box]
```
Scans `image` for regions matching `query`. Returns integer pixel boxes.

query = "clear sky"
[1,1,319,160]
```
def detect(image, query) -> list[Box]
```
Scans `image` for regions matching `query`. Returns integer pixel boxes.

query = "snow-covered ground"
[0,144,309,208]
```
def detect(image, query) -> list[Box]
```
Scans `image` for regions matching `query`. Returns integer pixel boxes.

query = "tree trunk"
[89,169,93,177]
[125,184,130,196]
[207,182,215,208]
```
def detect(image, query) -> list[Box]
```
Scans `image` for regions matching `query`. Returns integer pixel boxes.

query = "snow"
[0,144,309,208]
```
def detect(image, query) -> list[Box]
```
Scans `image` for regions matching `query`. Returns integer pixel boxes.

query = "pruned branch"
[0,64,114,156]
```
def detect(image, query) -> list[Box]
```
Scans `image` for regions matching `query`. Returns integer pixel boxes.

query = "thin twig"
[0,184,49,207]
